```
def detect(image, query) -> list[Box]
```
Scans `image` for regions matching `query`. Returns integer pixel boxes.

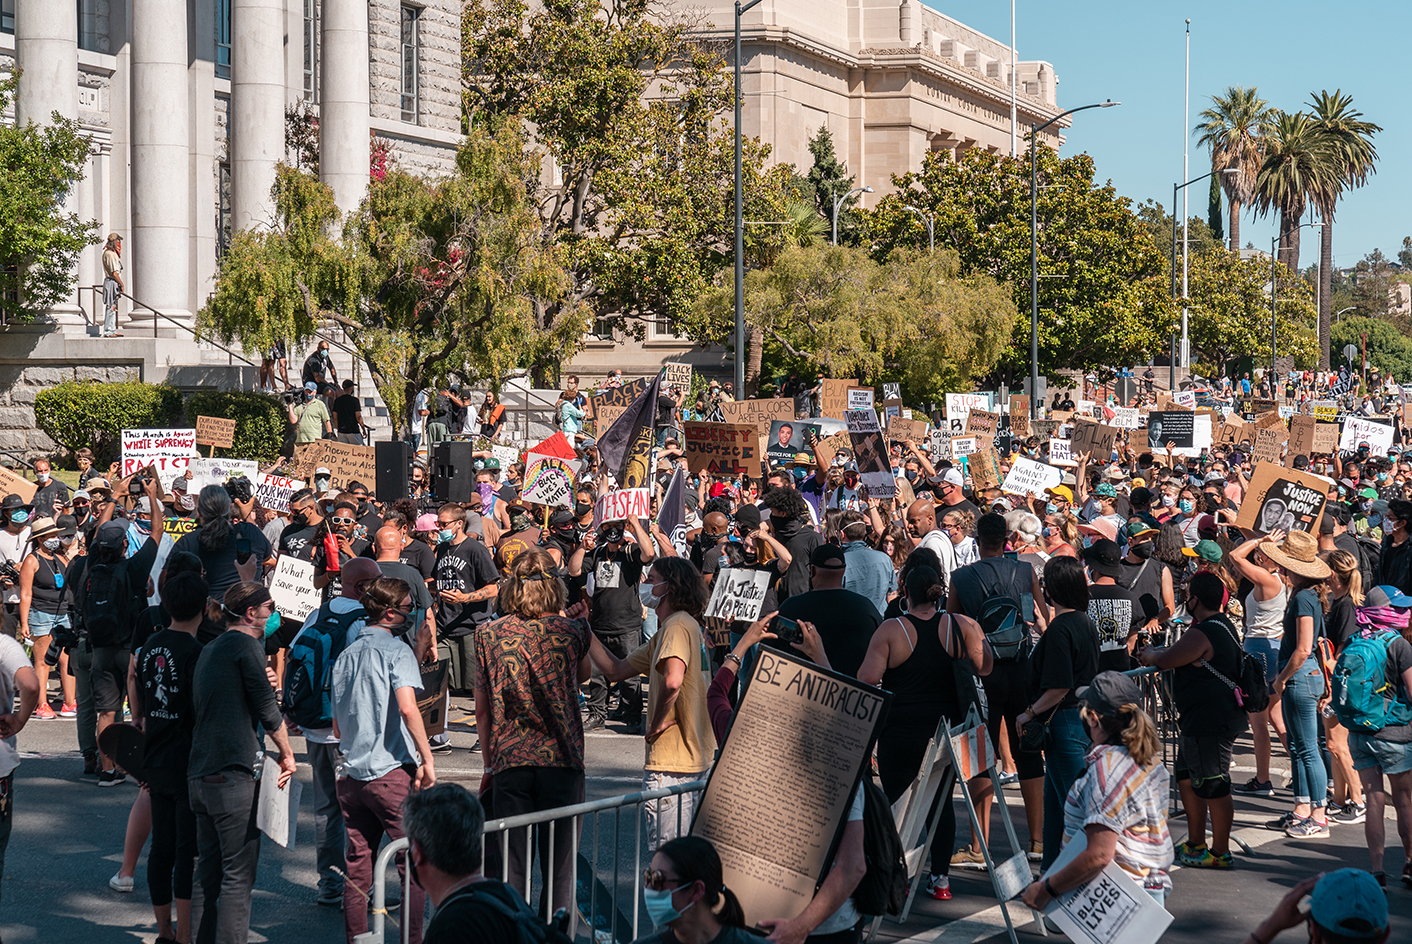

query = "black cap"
[809,544,847,569]
[1129,486,1153,507]
[548,508,576,529]
[735,504,761,529]
[1081,538,1123,578]
[1076,671,1145,717]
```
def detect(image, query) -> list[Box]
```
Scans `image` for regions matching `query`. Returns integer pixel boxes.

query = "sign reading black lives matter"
[1235,464,1328,535]
[704,567,772,623]
[1144,411,1195,449]
[691,647,889,927]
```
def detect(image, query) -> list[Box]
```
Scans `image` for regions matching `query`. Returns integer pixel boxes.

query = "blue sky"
[935,1,1406,270]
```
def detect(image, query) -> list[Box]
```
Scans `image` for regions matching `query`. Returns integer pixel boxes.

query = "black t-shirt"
[590,544,646,633]
[1029,610,1099,710]
[302,350,332,384]
[777,588,882,679]
[1117,558,1167,623]
[278,522,320,562]
[135,628,204,772]
[1172,614,1249,738]
[937,497,981,520]
[435,537,498,637]
[421,881,525,944]
[332,394,361,433]
[1327,594,1359,653]
[173,522,272,601]
[1087,583,1143,672]
[312,533,372,602]
[776,528,822,603]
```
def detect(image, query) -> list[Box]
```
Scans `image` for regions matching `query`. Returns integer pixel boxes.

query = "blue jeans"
[1282,657,1327,807]
[1042,707,1089,872]
[27,609,69,638]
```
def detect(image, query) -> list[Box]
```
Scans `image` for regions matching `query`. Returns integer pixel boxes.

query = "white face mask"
[639,582,663,610]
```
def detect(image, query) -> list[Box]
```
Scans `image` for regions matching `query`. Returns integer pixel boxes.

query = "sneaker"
[316,885,344,906]
[109,871,134,892]
[429,741,452,755]
[1285,816,1330,839]
[1182,849,1234,869]
[58,702,77,718]
[1174,841,1208,865]
[925,874,951,900]
[82,753,99,777]
[582,715,606,732]
[997,770,1019,787]
[1402,863,1412,889]
[35,703,56,720]
[1331,803,1367,826]
[950,848,987,871]
[468,739,481,753]
[1237,777,1276,797]
[97,769,124,788]
[1265,811,1300,831]
[1027,840,1043,863]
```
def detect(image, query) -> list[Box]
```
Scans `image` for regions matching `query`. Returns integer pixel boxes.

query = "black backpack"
[431,879,573,944]
[972,559,1028,661]
[80,557,135,648]
[281,603,365,729]
[1356,535,1381,590]
[1196,615,1271,714]
[853,777,907,917]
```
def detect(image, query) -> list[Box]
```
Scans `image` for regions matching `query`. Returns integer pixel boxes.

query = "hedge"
[183,390,287,463]
[35,381,183,465]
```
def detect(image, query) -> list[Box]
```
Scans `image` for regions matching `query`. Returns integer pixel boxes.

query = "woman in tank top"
[19,516,75,720]
[1229,533,1291,795]
[859,563,991,902]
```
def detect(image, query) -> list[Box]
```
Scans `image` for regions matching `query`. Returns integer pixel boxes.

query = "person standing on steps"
[101,233,124,338]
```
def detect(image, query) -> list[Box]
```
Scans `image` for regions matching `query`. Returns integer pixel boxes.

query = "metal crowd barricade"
[354,779,706,944]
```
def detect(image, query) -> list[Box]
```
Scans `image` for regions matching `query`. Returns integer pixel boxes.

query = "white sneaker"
[109,871,134,893]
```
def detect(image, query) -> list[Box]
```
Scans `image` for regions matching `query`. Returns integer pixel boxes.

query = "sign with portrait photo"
[767,419,806,463]
[1235,464,1329,536]
[1144,411,1195,450]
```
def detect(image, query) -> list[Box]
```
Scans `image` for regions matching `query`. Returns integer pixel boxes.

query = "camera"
[44,621,82,667]
[0,561,19,584]
[129,476,149,496]
[280,387,302,405]
[225,476,253,503]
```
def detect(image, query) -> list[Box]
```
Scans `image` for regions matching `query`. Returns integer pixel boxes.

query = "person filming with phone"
[171,484,270,600]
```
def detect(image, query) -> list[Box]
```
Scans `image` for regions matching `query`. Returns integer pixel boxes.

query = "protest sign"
[1235,464,1329,535]
[1313,422,1340,455]
[188,458,259,492]
[255,472,304,513]
[590,378,647,431]
[1031,419,1059,441]
[886,415,928,444]
[813,431,851,468]
[1071,418,1119,458]
[1042,830,1172,944]
[1009,397,1031,438]
[661,362,692,392]
[1001,457,1061,498]
[704,567,772,623]
[490,443,520,470]
[881,400,901,426]
[121,428,199,489]
[0,467,37,504]
[594,488,650,523]
[1252,425,1287,465]
[766,419,809,464]
[269,555,320,623]
[291,442,324,480]
[684,422,761,477]
[952,437,978,458]
[845,410,893,499]
[964,409,999,444]
[1111,407,1140,430]
[719,398,795,442]
[1339,415,1395,454]
[520,454,581,507]
[416,663,449,737]
[1216,420,1247,447]
[692,647,889,927]
[1144,412,1194,450]
[819,379,859,419]
[1048,438,1074,465]
[256,755,302,850]
[1172,390,1197,410]
[882,382,901,401]
[846,387,875,411]
[194,415,236,449]
[968,448,1001,490]
[928,428,952,461]
[1250,398,1277,415]
[317,440,377,490]
[945,392,991,433]
[1310,400,1338,422]
[1287,415,1317,466]
[1253,410,1286,431]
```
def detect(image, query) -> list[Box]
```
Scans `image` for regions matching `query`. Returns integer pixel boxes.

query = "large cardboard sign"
[886,415,929,444]
[520,454,581,507]
[1313,422,1340,455]
[0,467,37,504]
[121,428,199,489]
[594,488,650,523]
[1235,464,1329,535]
[684,422,761,477]
[317,440,377,491]
[968,448,1001,491]
[590,378,647,431]
[1252,425,1288,466]
[1111,407,1141,430]
[1001,457,1062,498]
[1287,415,1317,466]
[964,409,999,444]
[845,410,893,499]
[661,362,692,393]
[195,415,236,449]
[269,556,320,622]
[819,379,859,420]
[255,473,304,513]
[1009,395,1031,438]
[813,431,851,469]
[719,398,795,443]
[1144,411,1194,450]
[704,567,772,623]
[692,648,889,927]
[1339,416,1395,454]
[1043,830,1173,944]
[1070,418,1119,458]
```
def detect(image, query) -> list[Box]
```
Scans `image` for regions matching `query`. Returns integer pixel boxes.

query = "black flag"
[597,370,662,485]
[658,466,688,556]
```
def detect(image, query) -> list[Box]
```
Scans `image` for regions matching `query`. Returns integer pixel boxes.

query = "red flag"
[526,431,578,461]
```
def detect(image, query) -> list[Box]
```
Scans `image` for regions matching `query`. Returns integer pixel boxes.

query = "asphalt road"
[3,693,1410,944]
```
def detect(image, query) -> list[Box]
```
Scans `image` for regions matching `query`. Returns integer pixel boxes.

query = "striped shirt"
[1062,744,1174,891]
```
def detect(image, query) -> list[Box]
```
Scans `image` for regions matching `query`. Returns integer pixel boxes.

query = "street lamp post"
[1335,306,1355,323]
[1171,169,1237,388]
[1030,100,1120,419]
[902,205,934,252]
[733,0,763,396]
[1270,222,1323,394]
[832,185,873,245]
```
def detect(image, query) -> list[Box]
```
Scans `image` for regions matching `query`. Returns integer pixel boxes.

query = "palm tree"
[1254,110,1332,272]
[1195,86,1274,253]
[1307,90,1380,369]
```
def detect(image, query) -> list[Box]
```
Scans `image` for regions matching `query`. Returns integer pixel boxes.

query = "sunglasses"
[331,516,355,525]
[642,869,685,892]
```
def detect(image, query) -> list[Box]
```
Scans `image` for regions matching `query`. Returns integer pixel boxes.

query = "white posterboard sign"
[847,388,875,410]
[256,755,302,849]
[490,444,520,470]
[269,555,320,623]
[928,428,952,461]
[1048,439,1074,465]
[1001,457,1062,498]
[255,473,305,514]
[1042,831,1173,944]
[704,567,772,623]
[520,453,581,508]
[1339,416,1395,454]
[121,428,199,489]
[952,437,978,457]
[189,457,260,492]
[594,488,650,524]
[1172,390,1197,410]
[1111,407,1140,430]
[1172,412,1215,458]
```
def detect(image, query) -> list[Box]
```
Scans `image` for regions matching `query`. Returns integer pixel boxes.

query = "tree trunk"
[1318,221,1333,371]
[1229,197,1241,253]
[1279,209,1300,272]
[746,323,764,398]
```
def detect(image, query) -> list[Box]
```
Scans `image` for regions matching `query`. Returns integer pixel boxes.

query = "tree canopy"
[1184,248,1318,376]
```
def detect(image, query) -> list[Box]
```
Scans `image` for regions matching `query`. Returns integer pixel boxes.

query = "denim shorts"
[1348,730,1412,775]
[1243,636,1282,691]
[27,609,70,639]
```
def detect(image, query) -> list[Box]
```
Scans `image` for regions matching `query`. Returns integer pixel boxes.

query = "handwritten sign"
[1313,422,1340,455]
[594,488,650,523]
[195,415,236,449]
[704,567,772,623]
[255,473,304,513]
[121,428,199,489]
[315,440,377,491]
[256,755,302,850]
[188,458,259,492]
[1111,407,1140,430]
[813,431,851,469]
[886,415,929,444]
[1235,464,1329,535]
[964,409,999,444]
[1287,415,1317,466]
[928,428,951,461]
[269,555,319,623]
[590,378,647,432]
[1002,457,1062,498]
[520,453,581,507]
[1048,439,1074,465]
[683,422,761,477]
[719,398,795,442]
[661,362,692,392]
[968,447,1001,491]
[0,467,37,504]
[819,379,859,420]
[882,382,901,401]
[1339,415,1395,454]
[1172,390,1197,410]
[1009,395,1031,438]
[1071,418,1119,457]
[1252,425,1287,466]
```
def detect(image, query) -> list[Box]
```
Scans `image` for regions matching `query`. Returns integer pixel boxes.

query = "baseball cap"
[1081,538,1123,577]
[1125,521,1158,540]
[72,489,91,502]
[315,466,332,477]
[1197,514,1218,537]
[1359,486,1378,500]
[941,468,964,487]
[1367,585,1412,609]
[809,544,847,569]
[1094,482,1117,498]
[94,521,128,550]
[1076,671,1145,718]
[1308,868,1388,938]
[1104,465,1127,481]
[1046,485,1074,503]
[1182,539,1224,563]
[304,381,318,392]
[463,511,484,537]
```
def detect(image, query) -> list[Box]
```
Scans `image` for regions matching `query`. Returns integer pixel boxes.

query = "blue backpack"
[281,603,364,729]
[1331,629,1412,733]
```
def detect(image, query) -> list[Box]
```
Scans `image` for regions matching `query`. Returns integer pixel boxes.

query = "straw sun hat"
[1257,529,1331,580]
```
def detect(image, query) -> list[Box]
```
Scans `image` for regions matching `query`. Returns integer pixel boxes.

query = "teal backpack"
[1331,629,1412,733]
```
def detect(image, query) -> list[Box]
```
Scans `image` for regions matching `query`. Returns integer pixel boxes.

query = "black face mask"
[772,517,801,540]
[574,502,592,518]
[291,511,309,527]
[1132,543,1154,560]
[602,527,624,544]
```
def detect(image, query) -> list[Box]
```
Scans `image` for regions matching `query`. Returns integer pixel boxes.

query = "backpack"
[1355,535,1381,590]
[1331,629,1412,733]
[281,603,365,729]
[80,557,135,649]
[973,559,1028,661]
[432,879,573,944]
[1196,615,1271,714]
[854,777,907,917]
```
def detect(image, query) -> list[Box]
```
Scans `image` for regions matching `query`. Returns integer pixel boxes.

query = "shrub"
[183,390,287,463]
[35,381,183,464]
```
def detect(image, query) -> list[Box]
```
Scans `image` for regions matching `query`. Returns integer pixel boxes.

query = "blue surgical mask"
[1046,502,1059,515]
[263,611,282,638]
[643,886,691,926]
[438,529,454,544]
[1179,499,1195,515]
[10,511,28,525]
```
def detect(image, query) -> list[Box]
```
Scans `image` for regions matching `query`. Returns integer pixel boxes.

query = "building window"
[218,162,232,255]
[215,0,231,79]
[1,0,14,34]
[303,0,318,102]
[400,5,421,124]
[647,316,685,342]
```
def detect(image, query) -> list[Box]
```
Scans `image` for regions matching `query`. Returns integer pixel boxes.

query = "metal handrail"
[118,291,260,368]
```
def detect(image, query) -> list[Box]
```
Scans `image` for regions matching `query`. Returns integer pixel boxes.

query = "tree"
[804,126,858,243]
[1207,171,1224,243]
[1332,316,1412,382]
[1134,199,1221,286]
[1347,249,1401,324]
[863,146,1176,381]
[1184,248,1318,377]
[200,124,575,429]
[0,75,95,323]
[1195,86,1274,254]
[1254,110,1332,272]
[1306,90,1380,369]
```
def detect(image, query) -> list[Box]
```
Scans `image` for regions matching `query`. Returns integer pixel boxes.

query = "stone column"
[16,0,86,327]
[130,0,191,329]
[320,0,371,217]
[230,0,284,232]
[190,0,218,313]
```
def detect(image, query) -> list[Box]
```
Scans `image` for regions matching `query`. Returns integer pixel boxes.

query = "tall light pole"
[1335,306,1355,323]
[832,185,873,245]
[1030,100,1120,419]
[1010,0,1017,157]
[733,0,763,396]
[1271,222,1323,393]
[1171,169,1237,388]
[902,205,934,252]
[1181,19,1190,366]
